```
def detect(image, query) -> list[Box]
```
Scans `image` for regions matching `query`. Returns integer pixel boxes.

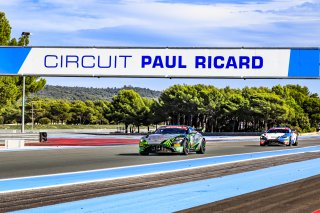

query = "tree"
[47,100,71,124]
[273,84,315,131]
[197,85,223,132]
[0,11,46,120]
[303,97,320,128]
[94,100,112,124]
[0,103,20,124]
[0,12,29,46]
[159,84,203,127]
[0,77,20,114]
[111,90,147,133]
[159,85,187,125]
[219,88,246,132]
[26,98,50,125]
[69,100,87,124]
[0,12,12,45]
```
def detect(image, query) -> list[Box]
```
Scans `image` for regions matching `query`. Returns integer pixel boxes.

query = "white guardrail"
[5,140,25,149]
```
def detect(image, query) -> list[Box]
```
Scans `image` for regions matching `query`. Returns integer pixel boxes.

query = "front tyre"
[286,137,292,146]
[196,139,206,154]
[182,140,189,155]
[139,150,149,156]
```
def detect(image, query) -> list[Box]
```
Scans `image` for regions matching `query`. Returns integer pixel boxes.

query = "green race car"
[139,125,206,155]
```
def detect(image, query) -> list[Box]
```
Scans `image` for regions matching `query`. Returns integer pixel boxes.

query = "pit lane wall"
[0,47,319,78]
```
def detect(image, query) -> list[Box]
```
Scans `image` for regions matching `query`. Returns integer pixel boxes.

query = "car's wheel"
[260,140,267,146]
[139,150,149,156]
[182,140,189,155]
[196,139,206,154]
[287,137,292,146]
[293,137,298,146]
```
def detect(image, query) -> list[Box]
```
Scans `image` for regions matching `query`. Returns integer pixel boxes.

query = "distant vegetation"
[32,85,162,101]
[1,84,319,133]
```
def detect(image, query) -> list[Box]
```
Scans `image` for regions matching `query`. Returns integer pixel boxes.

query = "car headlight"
[260,135,267,139]
[280,135,289,138]
[139,139,148,146]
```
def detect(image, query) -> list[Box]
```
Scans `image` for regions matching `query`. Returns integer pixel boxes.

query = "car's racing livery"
[139,125,206,155]
[260,127,298,146]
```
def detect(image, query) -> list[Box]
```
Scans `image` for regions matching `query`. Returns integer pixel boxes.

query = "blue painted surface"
[0,48,31,74]
[1,146,320,193]
[288,49,320,77]
[15,157,320,213]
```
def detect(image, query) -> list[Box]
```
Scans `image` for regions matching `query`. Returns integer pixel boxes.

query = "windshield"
[267,129,289,134]
[154,128,188,134]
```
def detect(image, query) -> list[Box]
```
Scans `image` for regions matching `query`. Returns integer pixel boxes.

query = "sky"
[1,0,320,94]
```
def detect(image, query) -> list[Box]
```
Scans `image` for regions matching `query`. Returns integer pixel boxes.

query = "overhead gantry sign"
[0,47,319,78]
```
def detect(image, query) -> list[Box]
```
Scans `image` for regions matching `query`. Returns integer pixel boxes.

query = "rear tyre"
[293,137,298,146]
[196,139,206,154]
[182,140,189,155]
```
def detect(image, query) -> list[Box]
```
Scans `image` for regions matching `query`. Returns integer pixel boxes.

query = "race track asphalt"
[0,137,319,212]
[0,137,319,179]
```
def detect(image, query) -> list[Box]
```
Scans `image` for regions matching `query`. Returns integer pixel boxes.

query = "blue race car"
[260,127,298,146]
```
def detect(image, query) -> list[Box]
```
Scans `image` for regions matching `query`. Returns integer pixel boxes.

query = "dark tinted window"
[155,128,188,134]
[267,129,290,134]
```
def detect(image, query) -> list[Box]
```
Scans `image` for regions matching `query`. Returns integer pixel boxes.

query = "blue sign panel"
[0,47,31,75]
[288,49,319,77]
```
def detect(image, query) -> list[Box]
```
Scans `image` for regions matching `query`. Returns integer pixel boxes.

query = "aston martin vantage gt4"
[260,127,298,146]
[139,125,206,155]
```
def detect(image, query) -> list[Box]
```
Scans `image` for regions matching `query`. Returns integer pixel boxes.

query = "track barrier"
[5,140,25,149]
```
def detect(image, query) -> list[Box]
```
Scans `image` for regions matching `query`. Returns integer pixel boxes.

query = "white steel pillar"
[21,76,26,133]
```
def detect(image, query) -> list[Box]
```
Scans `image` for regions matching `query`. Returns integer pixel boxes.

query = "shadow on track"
[118,153,141,156]
[118,153,190,156]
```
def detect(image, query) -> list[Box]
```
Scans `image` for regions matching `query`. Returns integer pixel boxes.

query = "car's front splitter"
[260,139,289,146]
[140,145,184,153]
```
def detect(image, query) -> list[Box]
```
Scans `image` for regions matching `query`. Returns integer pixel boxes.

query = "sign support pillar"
[21,76,25,133]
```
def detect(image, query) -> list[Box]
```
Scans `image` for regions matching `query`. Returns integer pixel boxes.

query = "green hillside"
[32,85,161,101]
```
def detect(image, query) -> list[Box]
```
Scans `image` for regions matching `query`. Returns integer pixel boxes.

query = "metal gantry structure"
[21,32,31,133]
